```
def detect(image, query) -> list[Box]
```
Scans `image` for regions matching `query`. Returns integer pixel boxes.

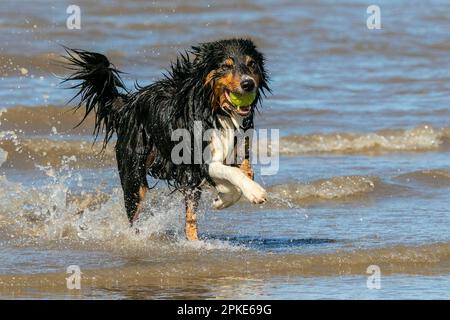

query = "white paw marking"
[241,179,267,204]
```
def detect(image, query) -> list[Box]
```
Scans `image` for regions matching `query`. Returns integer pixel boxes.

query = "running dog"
[63,39,269,240]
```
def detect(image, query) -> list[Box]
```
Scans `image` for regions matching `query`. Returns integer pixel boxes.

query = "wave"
[395,169,450,188]
[0,51,125,77]
[0,106,115,169]
[269,175,409,205]
[1,132,449,171]
[0,52,65,77]
[271,176,377,202]
[280,125,450,155]
[0,106,95,135]
[0,138,115,169]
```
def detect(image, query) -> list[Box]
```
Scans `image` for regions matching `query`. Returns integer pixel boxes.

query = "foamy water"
[0,0,450,299]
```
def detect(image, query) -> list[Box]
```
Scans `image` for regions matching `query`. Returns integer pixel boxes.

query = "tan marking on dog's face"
[245,55,261,88]
[205,70,218,110]
[205,70,215,88]
[223,58,234,68]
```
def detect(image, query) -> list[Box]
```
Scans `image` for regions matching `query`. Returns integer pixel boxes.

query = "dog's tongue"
[236,105,250,116]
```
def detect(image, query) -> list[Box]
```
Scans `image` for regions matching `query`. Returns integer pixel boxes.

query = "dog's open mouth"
[223,89,253,116]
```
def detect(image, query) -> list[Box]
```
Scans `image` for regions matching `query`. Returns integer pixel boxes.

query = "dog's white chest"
[210,115,244,163]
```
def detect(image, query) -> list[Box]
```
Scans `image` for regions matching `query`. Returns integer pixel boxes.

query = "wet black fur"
[63,39,269,223]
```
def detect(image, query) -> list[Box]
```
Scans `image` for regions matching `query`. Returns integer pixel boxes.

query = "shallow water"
[0,0,449,299]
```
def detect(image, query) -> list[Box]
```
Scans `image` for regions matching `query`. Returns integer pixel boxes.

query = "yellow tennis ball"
[229,92,256,108]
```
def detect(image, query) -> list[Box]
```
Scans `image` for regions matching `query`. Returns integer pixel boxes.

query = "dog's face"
[195,39,269,117]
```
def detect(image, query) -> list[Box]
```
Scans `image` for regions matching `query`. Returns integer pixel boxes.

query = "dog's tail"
[62,48,127,148]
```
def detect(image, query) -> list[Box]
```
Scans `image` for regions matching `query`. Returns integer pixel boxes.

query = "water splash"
[0,152,245,252]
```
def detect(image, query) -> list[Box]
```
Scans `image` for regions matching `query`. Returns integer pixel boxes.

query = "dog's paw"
[241,179,267,204]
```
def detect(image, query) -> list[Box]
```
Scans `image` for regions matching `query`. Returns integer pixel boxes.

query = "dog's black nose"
[240,78,255,92]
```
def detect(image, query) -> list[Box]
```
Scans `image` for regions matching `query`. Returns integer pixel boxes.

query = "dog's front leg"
[208,162,267,204]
